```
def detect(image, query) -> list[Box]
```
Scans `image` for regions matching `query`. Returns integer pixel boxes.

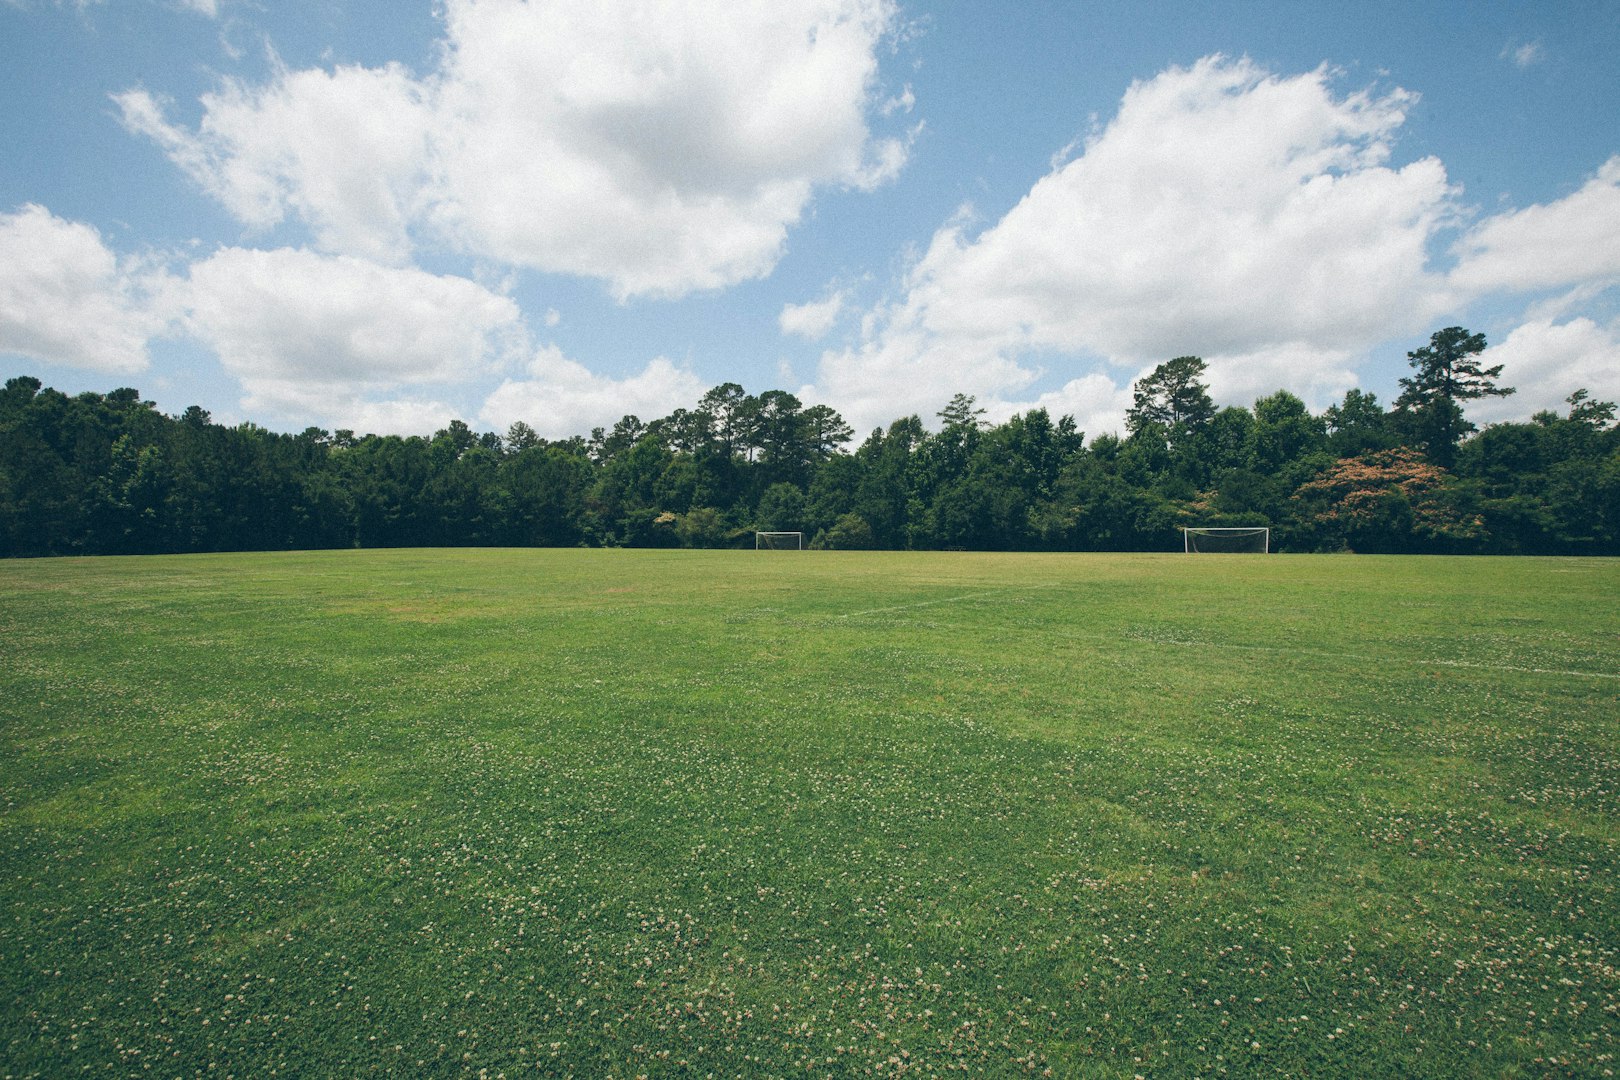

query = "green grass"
[2,549,1617,1078]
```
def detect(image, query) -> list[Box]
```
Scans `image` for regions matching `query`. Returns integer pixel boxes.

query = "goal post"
[1183,526,1270,553]
[755,531,804,550]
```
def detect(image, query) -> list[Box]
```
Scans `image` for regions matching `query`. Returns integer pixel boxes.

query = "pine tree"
[1125,356,1216,445]
[1395,327,1513,466]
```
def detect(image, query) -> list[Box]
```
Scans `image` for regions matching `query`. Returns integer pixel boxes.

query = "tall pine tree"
[1395,327,1513,467]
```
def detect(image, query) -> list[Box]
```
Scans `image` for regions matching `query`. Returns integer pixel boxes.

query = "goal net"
[755,531,805,550]
[1183,527,1269,553]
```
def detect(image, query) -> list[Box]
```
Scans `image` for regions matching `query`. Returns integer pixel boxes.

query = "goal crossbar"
[1183,526,1269,554]
[755,531,805,550]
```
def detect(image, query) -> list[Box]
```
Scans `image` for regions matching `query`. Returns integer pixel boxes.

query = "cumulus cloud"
[1468,313,1620,425]
[779,289,848,339]
[998,373,1135,444]
[0,204,176,374]
[84,38,1620,439]
[812,313,1041,435]
[342,398,463,437]
[481,345,707,440]
[118,0,905,298]
[1449,157,1620,295]
[117,62,433,265]
[183,246,524,421]
[812,56,1459,433]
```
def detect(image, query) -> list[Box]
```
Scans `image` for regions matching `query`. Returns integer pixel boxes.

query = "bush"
[818,512,875,550]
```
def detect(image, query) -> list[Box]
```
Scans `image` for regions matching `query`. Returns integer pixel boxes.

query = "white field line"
[1423,657,1620,680]
[836,583,1059,620]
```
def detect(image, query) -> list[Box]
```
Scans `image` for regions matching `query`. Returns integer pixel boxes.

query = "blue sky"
[3,0,1618,441]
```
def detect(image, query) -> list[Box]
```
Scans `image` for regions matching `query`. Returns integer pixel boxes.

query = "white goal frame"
[1183,526,1270,554]
[755,531,805,550]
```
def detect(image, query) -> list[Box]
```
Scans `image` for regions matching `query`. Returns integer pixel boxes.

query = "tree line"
[2,328,1616,558]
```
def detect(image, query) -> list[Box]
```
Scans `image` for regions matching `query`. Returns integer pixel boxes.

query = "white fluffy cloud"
[481,345,706,440]
[183,246,524,421]
[342,398,464,437]
[67,38,1620,440]
[998,373,1135,445]
[1450,157,1620,295]
[811,56,1461,434]
[933,57,1453,360]
[0,204,175,374]
[1468,314,1620,425]
[118,0,904,298]
[117,63,433,265]
[779,290,848,340]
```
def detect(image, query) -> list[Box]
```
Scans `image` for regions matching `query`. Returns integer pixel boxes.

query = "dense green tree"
[698,383,754,460]
[1565,388,1617,430]
[425,443,505,545]
[348,435,433,547]
[852,417,923,548]
[931,408,1080,551]
[1,380,83,555]
[675,506,730,548]
[1126,356,1216,447]
[802,404,855,458]
[804,453,864,539]
[1209,467,1279,520]
[755,482,807,532]
[587,436,673,543]
[817,512,875,550]
[505,445,592,546]
[1065,462,1185,551]
[656,408,713,455]
[754,390,809,488]
[1324,389,1397,457]
[2,368,1610,558]
[1187,406,1255,480]
[1249,390,1326,474]
[1451,392,1620,554]
[505,421,541,452]
[590,415,647,464]
[1394,327,1513,467]
[910,395,988,541]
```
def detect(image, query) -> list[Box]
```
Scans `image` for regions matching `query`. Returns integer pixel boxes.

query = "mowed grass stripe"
[2,548,1616,1077]
[845,613,1620,682]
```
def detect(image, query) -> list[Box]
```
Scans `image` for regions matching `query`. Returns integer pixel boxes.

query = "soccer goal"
[755,531,805,550]
[1183,526,1269,553]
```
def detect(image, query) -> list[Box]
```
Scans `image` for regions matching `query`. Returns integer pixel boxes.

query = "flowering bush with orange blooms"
[1292,448,1484,553]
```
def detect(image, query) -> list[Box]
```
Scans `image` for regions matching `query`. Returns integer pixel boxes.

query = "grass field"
[2,549,1617,1078]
